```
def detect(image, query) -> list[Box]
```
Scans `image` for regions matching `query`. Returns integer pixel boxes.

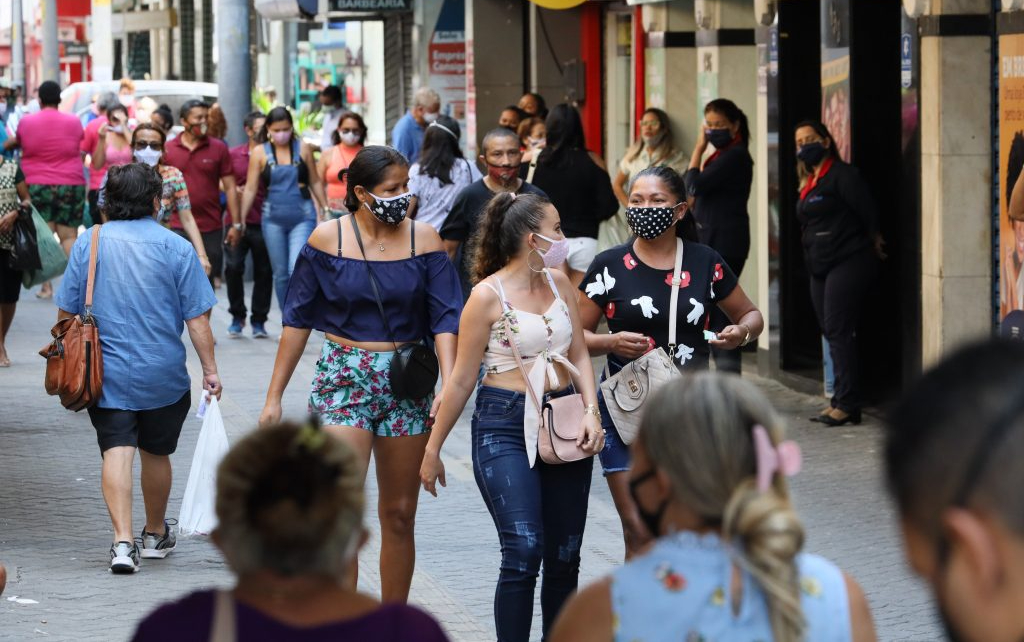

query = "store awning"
[528,0,587,9]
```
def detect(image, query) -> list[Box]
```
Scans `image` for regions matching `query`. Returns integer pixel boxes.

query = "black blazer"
[684,145,754,264]
[522,148,618,239]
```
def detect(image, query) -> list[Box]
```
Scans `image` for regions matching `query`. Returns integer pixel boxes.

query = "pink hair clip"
[752,424,802,492]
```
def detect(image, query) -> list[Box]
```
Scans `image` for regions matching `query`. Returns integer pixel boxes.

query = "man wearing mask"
[391,86,441,163]
[317,85,344,151]
[886,340,1024,642]
[163,99,242,287]
[439,127,547,299]
[225,111,273,338]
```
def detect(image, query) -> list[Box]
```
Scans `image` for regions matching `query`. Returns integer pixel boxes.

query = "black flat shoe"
[809,408,834,423]
[819,410,862,427]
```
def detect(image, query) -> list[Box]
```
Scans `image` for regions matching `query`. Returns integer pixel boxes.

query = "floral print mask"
[364,191,412,225]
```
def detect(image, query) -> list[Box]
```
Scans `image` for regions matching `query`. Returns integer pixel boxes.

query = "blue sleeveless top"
[282,239,462,341]
[611,532,852,642]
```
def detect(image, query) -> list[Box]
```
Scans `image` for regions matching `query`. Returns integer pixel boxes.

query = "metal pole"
[11,0,26,92]
[42,0,60,82]
[217,0,251,147]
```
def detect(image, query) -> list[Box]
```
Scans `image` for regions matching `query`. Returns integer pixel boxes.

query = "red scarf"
[799,157,834,201]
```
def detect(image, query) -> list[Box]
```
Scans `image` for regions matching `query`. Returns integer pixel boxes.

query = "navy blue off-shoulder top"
[282,244,463,341]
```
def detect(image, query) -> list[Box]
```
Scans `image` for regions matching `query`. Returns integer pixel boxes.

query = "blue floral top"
[610,532,852,642]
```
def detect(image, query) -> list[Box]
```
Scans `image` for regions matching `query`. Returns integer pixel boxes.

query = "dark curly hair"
[103,163,162,221]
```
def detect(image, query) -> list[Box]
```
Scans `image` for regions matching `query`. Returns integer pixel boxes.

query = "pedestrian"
[258,146,461,603]
[550,373,877,642]
[684,99,755,374]
[7,80,85,299]
[90,104,135,221]
[613,108,686,207]
[225,111,273,338]
[117,77,137,120]
[408,116,481,231]
[0,154,31,367]
[130,421,451,641]
[97,124,210,275]
[391,87,441,164]
[794,120,883,427]
[498,105,526,131]
[579,165,763,557]
[421,192,604,642]
[518,92,548,119]
[317,110,366,219]
[206,103,228,141]
[150,105,174,135]
[54,163,222,574]
[163,99,243,288]
[524,103,618,287]
[317,85,345,151]
[240,106,327,311]
[885,340,1024,642]
[439,128,546,300]
[517,117,546,163]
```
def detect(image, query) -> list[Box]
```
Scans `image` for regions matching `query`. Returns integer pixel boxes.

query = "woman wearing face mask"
[407,115,481,231]
[241,107,328,310]
[794,120,883,427]
[517,117,546,164]
[259,145,461,604]
[523,104,618,287]
[318,111,366,219]
[612,108,686,208]
[420,192,603,642]
[684,98,755,375]
[550,374,877,642]
[90,104,134,219]
[578,165,763,558]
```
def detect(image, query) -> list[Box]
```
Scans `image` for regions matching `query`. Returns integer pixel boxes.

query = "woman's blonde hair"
[638,373,806,642]
[215,421,365,578]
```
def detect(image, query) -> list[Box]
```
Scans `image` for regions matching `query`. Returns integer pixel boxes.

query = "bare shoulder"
[309,218,344,254]
[548,578,614,642]
[549,268,574,298]
[843,572,878,642]
[413,219,444,253]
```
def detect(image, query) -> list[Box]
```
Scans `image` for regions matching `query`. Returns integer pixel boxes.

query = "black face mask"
[628,468,668,537]
[705,128,734,149]
[797,141,828,167]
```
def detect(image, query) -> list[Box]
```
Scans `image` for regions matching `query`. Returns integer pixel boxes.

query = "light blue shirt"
[391,111,424,163]
[55,219,217,411]
[611,531,852,642]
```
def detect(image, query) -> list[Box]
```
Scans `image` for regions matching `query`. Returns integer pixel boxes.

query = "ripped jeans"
[472,385,594,642]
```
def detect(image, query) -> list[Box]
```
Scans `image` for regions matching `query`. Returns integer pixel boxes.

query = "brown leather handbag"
[39,225,103,411]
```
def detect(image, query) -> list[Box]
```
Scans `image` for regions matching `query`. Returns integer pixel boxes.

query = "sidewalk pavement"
[0,279,940,641]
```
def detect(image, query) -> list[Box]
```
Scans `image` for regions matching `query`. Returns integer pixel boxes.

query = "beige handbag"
[600,238,685,445]
[504,316,589,465]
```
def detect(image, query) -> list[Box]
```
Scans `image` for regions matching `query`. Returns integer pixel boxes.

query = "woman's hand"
[709,324,749,350]
[577,413,605,455]
[258,399,282,428]
[429,390,444,428]
[199,254,212,276]
[610,331,652,361]
[694,126,708,154]
[0,210,17,235]
[420,449,447,497]
[97,123,109,139]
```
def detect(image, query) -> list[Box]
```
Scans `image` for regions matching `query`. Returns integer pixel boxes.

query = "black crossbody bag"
[342,216,439,400]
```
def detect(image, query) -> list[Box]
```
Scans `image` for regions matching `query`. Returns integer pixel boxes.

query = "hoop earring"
[527,248,546,273]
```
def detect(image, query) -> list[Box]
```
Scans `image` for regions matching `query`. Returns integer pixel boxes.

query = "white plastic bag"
[178,394,229,537]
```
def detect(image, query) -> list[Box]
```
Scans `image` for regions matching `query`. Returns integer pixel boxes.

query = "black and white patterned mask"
[625,205,679,240]
[364,191,412,225]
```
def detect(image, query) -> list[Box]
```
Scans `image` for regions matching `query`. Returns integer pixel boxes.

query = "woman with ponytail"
[421,192,604,642]
[684,98,755,374]
[551,373,877,642]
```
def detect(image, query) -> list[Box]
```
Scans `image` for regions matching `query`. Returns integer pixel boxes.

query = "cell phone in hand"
[703,330,718,342]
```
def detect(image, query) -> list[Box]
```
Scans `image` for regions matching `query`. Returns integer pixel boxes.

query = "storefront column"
[465,0,525,152]
[694,0,761,337]
[642,0,697,153]
[918,2,992,366]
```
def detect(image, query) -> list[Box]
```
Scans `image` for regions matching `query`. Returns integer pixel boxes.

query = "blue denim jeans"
[472,385,594,642]
[261,199,316,309]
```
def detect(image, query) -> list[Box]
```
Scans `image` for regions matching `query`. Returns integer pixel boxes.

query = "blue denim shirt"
[390,111,424,164]
[56,219,217,410]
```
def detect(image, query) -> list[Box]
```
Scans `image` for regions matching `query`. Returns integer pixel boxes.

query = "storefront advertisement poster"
[998,34,1024,321]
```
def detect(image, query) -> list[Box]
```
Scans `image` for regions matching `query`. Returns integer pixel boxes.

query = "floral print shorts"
[309,340,432,437]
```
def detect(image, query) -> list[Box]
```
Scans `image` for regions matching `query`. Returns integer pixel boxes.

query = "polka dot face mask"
[625,205,679,240]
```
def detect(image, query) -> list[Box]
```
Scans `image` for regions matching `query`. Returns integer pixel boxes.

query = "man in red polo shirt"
[163,99,242,285]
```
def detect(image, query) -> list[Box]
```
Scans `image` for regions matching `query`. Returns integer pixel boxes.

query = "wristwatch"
[584,404,601,417]
[232,223,243,231]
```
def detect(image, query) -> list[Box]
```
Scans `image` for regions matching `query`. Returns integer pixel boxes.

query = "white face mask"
[119,94,135,107]
[134,147,162,167]
[423,111,440,124]
[340,131,361,146]
[109,124,125,134]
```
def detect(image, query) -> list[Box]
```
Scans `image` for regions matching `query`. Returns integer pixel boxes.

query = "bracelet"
[584,404,601,417]
[739,324,752,347]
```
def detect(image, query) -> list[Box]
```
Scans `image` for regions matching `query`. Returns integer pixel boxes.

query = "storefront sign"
[428,0,468,128]
[900,33,913,89]
[998,34,1024,321]
[328,0,411,11]
[821,0,851,161]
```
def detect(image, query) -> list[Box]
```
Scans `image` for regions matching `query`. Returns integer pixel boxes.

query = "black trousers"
[224,224,273,324]
[709,253,747,374]
[808,250,878,413]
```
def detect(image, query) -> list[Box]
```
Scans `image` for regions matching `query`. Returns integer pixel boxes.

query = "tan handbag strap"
[666,238,684,353]
[209,590,236,642]
[525,156,538,184]
[502,315,545,418]
[84,225,101,315]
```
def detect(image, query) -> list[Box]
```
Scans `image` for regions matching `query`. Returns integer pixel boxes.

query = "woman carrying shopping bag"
[0,154,31,366]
